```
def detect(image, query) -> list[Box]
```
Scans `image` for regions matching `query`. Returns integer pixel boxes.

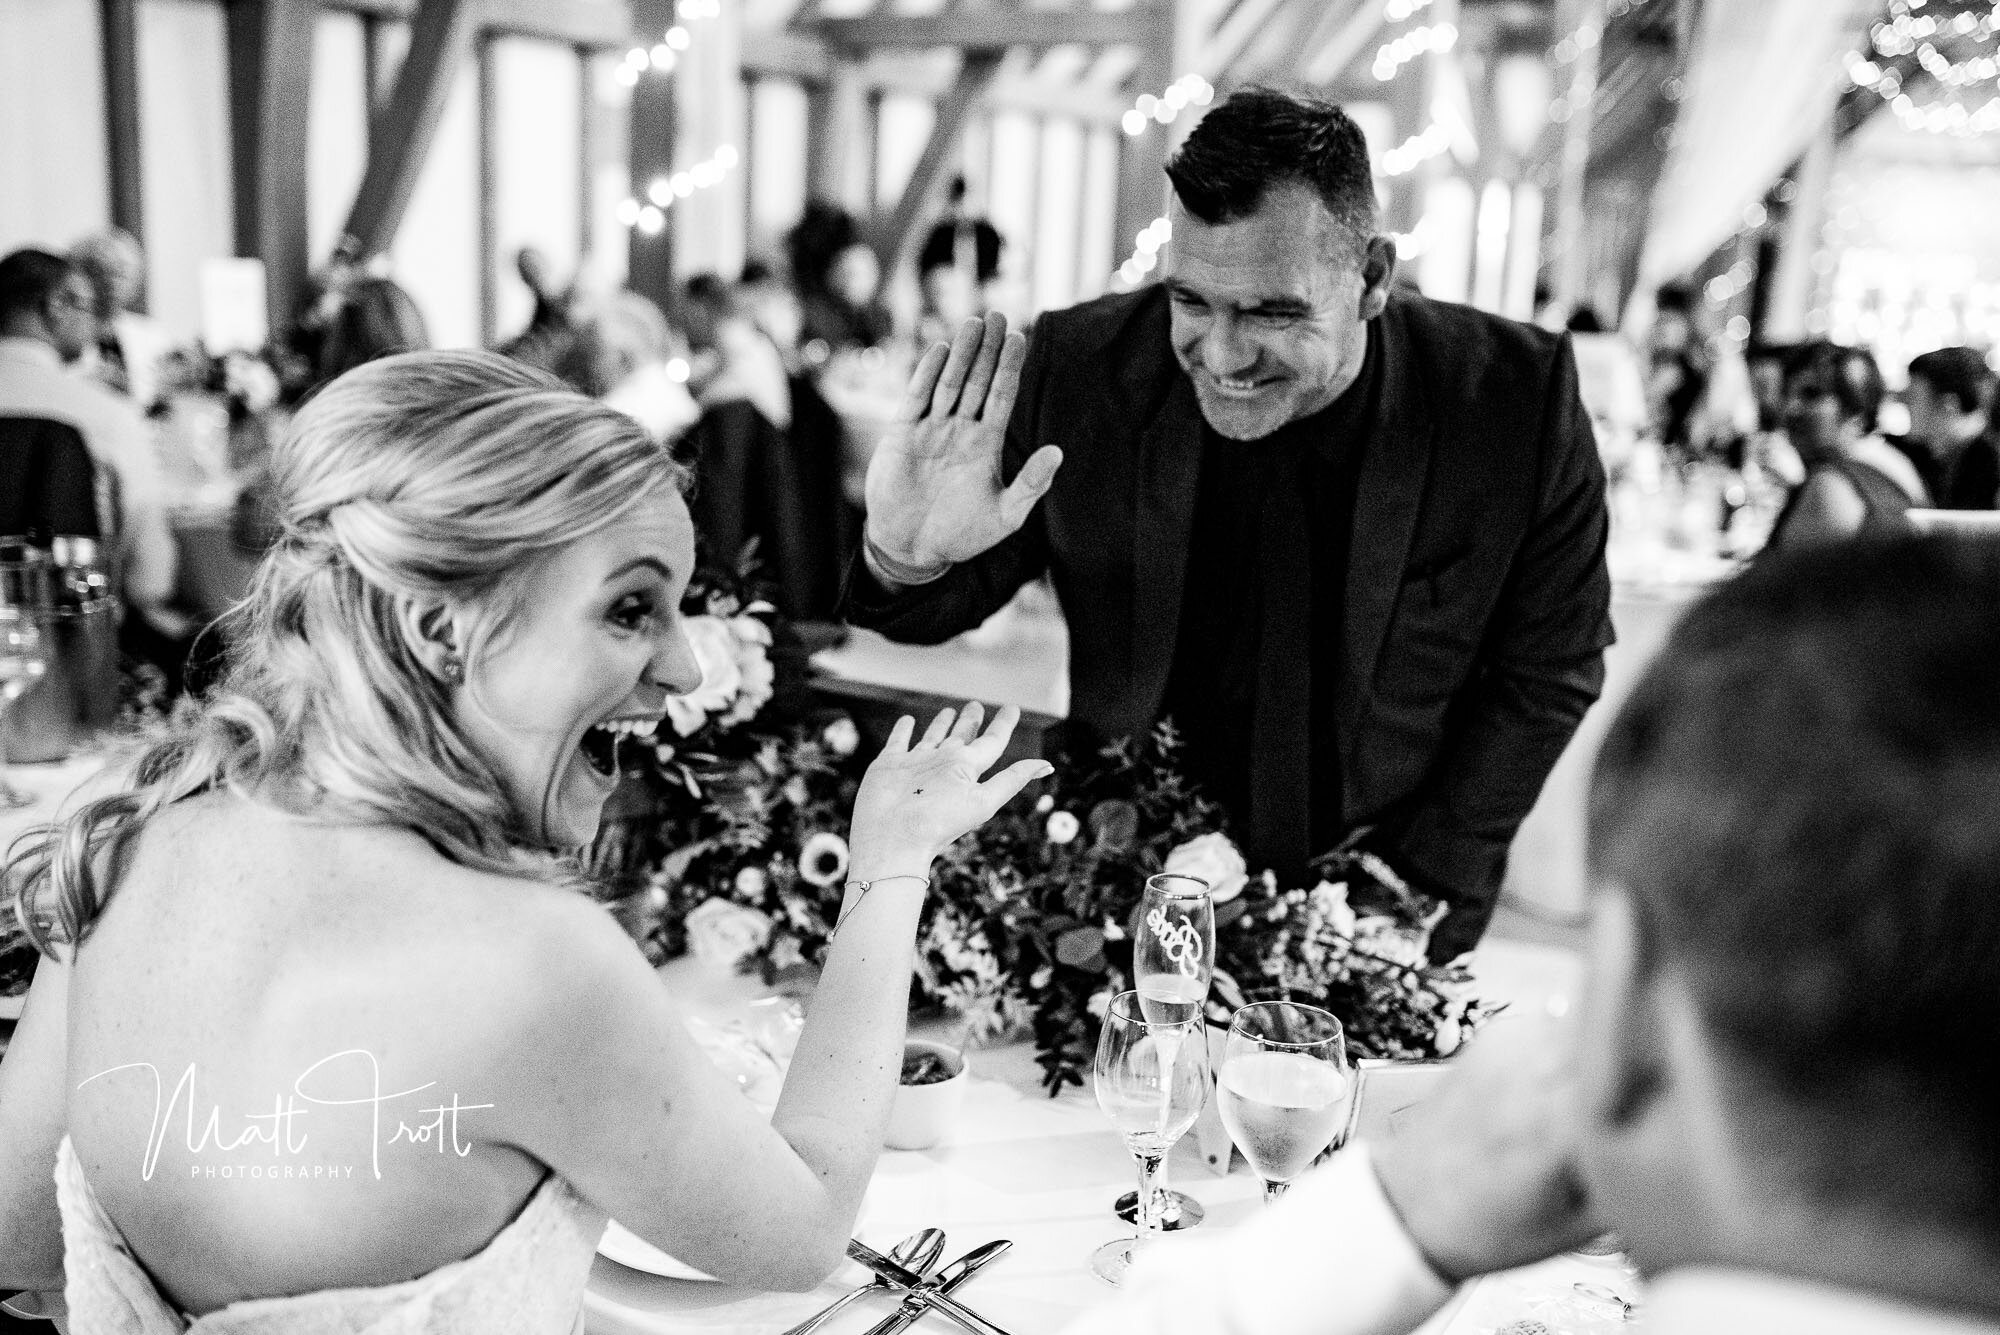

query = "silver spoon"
[778,1228,947,1335]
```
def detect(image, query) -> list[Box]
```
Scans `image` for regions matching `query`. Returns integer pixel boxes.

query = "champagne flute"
[1090,990,1209,1286]
[1114,871,1215,1230]
[1217,1000,1352,1204]
[0,604,49,809]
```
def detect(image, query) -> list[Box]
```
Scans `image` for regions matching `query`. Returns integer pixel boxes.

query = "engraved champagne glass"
[1113,872,1215,1230]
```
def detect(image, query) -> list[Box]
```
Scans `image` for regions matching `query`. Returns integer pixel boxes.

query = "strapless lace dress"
[54,1135,607,1334]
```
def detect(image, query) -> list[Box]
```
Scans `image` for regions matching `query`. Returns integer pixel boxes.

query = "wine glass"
[1216,1000,1352,1204]
[1114,872,1215,1230]
[0,603,49,809]
[1090,990,1209,1286]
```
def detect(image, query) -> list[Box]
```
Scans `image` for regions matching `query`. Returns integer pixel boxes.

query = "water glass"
[1217,1000,1352,1204]
[0,603,49,808]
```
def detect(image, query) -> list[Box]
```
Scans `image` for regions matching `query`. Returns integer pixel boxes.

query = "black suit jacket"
[848,286,1614,956]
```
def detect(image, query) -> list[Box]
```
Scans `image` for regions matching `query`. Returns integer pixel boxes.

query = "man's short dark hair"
[1784,340,1884,433]
[0,248,78,324]
[1589,535,2000,1228]
[1907,346,1994,416]
[1165,87,1378,243]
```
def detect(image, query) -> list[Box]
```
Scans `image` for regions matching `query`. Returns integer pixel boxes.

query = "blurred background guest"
[314,275,429,391]
[1766,341,1921,548]
[786,201,892,362]
[68,227,171,412]
[915,177,1005,348]
[495,245,578,370]
[0,248,184,675]
[734,258,805,368]
[1899,346,2000,511]
[1645,281,1755,462]
[552,289,698,445]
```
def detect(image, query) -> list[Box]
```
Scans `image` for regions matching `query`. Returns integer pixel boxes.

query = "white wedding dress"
[54,1135,606,1334]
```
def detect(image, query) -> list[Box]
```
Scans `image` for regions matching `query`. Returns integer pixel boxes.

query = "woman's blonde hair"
[4,350,687,956]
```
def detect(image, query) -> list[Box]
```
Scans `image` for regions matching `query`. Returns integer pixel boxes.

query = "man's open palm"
[864,312,1064,572]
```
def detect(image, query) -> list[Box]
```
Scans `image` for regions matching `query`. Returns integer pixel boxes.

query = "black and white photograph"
[3,0,1998,1331]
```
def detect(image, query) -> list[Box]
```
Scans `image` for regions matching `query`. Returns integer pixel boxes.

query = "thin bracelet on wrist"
[864,533,952,587]
[828,875,931,939]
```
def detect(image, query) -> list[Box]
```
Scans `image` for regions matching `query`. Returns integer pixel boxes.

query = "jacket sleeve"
[838,321,1056,644]
[1384,335,1614,960]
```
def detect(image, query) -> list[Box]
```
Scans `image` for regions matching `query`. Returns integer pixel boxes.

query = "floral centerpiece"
[590,561,1494,1094]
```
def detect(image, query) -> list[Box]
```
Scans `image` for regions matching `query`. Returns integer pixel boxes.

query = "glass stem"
[1132,1150,1168,1250]
[1262,1179,1290,1206]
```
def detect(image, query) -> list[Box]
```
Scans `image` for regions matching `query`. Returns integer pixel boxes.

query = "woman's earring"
[441,653,464,684]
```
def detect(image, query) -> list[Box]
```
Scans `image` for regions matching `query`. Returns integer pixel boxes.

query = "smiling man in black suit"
[848,88,1612,960]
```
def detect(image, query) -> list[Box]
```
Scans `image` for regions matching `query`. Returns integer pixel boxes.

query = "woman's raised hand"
[849,702,1052,862]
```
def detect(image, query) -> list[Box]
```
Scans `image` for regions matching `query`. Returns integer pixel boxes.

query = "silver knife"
[846,1239,1014,1335]
[860,1240,1013,1335]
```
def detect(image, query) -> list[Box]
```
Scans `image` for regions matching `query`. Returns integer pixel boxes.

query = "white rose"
[1162,832,1249,903]
[664,616,744,736]
[721,622,776,726]
[685,897,773,966]
[1353,915,1428,969]
[734,865,769,896]
[1309,880,1359,938]
[1046,811,1080,844]
[822,717,860,756]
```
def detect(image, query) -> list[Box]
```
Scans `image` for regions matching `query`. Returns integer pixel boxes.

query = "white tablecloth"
[585,945,1609,1335]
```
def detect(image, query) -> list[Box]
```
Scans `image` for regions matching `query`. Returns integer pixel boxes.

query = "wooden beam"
[878,49,1006,277]
[321,0,632,48]
[99,0,144,259]
[1299,0,1389,86]
[742,28,835,83]
[806,62,872,211]
[342,0,479,258]
[226,0,317,339]
[813,10,1147,51]
[1198,0,1285,84]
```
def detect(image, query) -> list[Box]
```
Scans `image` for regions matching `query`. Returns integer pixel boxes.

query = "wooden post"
[477,34,499,344]
[626,0,678,317]
[1550,0,1602,314]
[226,0,317,340]
[100,0,144,264]
[807,60,873,215]
[1114,0,1176,278]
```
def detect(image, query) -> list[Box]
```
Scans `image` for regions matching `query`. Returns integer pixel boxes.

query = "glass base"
[1113,1188,1204,1230]
[1090,1236,1140,1286]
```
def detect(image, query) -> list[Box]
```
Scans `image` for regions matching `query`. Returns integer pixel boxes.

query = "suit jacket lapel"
[1342,305,1438,744]
[1130,373,1204,703]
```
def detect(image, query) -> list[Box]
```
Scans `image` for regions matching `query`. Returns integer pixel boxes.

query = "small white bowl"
[885,1040,968,1150]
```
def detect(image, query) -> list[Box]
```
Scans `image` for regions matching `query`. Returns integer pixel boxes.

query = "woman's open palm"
[851,702,1050,859]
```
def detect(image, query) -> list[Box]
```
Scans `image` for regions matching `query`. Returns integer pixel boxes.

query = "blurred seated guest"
[678,274,849,618]
[1900,346,1999,510]
[69,227,172,412]
[787,201,893,361]
[735,258,805,364]
[1768,341,1924,549]
[552,289,699,444]
[916,177,1005,348]
[496,245,577,369]
[1567,323,1648,473]
[0,249,179,638]
[1645,282,1755,460]
[1066,533,2000,1335]
[0,349,1047,1328]
[315,275,429,389]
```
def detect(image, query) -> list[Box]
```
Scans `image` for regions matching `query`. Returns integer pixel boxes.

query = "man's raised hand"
[863,312,1064,578]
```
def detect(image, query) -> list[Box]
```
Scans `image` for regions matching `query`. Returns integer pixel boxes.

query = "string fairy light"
[1112,216,1172,288]
[1120,75,1214,137]
[619,145,740,233]
[1848,0,2000,136]
[1372,23,1458,82]
[1378,122,1452,176]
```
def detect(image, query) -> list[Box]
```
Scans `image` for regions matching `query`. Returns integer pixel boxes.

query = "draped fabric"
[1636,0,1873,290]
